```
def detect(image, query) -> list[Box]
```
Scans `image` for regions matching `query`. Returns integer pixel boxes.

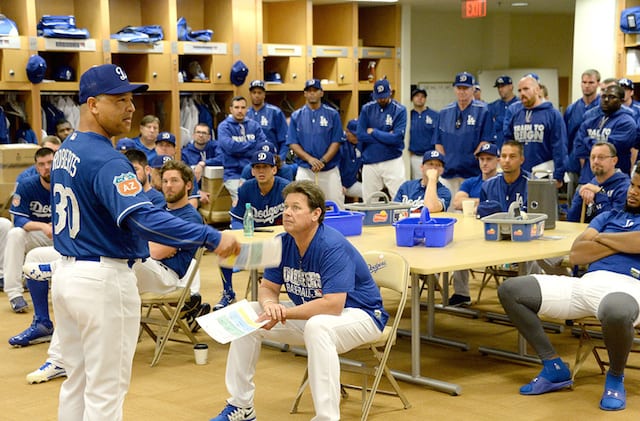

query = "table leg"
[250,269,259,301]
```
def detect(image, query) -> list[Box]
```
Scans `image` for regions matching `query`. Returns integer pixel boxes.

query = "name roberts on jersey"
[52,148,80,176]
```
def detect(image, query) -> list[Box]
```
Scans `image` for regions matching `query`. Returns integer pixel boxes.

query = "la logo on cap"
[482,144,490,151]
[257,152,267,161]
[115,65,128,81]
[497,78,504,84]
[460,75,468,82]
[161,132,171,140]
[377,84,384,93]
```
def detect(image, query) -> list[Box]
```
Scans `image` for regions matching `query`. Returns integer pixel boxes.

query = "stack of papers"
[218,236,282,270]
[196,299,267,344]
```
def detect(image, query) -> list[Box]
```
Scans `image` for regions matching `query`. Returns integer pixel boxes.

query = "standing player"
[340,120,363,200]
[488,75,518,149]
[435,72,495,204]
[408,88,439,179]
[288,79,344,207]
[5,147,55,313]
[49,64,239,420]
[357,79,407,202]
[246,79,289,160]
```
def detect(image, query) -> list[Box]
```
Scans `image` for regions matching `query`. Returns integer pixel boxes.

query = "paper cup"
[462,200,476,217]
[194,343,209,365]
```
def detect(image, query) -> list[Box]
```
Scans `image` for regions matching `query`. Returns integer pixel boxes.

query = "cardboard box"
[0,144,39,183]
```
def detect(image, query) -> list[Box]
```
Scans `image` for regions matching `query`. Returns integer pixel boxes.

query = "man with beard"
[181,123,223,184]
[125,149,166,208]
[504,74,566,187]
[567,142,630,223]
[574,84,638,185]
[246,79,289,160]
[4,147,55,313]
[498,164,640,412]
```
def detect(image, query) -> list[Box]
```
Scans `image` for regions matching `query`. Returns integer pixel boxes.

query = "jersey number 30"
[53,184,80,239]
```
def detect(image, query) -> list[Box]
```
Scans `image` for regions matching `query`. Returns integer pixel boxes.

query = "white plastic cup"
[194,343,208,365]
[462,200,476,217]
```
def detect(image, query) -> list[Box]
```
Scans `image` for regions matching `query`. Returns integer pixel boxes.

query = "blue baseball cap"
[79,64,148,104]
[255,141,278,154]
[54,65,75,81]
[149,155,173,169]
[372,79,391,100]
[422,149,445,165]
[249,79,265,90]
[494,75,512,87]
[251,150,276,166]
[116,138,136,151]
[304,79,322,91]
[155,131,176,146]
[0,14,19,36]
[265,72,282,83]
[411,88,427,99]
[620,78,634,90]
[523,72,540,82]
[453,72,475,87]
[230,60,248,86]
[346,119,357,133]
[475,143,499,157]
[26,55,47,84]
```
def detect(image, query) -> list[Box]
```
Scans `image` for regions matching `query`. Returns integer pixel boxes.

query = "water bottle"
[243,203,254,237]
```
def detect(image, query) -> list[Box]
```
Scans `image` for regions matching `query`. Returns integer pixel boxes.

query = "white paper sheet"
[196,299,268,344]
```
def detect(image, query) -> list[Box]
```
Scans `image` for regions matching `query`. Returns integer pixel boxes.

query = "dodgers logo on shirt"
[113,172,142,197]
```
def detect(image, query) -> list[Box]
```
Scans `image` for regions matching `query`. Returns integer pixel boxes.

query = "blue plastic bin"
[393,215,457,247]
[323,201,365,236]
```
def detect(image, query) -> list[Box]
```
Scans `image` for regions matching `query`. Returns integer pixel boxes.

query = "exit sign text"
[462,0,487,19]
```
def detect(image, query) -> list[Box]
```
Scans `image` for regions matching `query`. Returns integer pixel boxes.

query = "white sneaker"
[26,361,66,384]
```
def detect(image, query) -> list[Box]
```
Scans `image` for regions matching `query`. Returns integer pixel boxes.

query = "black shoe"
[189,303,211,332]
[180,293,201,319]
[448,294,472,307]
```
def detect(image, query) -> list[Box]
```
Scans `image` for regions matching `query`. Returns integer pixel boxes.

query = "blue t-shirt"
[587,209,640,275]
[16,165,38,185]
[459,174,484,199]
[246,103,289,160]
[480,171,530,212]
[409,108,439,155]
[393,179,451,213]
[132,136,157,163]
[263,224,388,331]
[287,104,343,170]
[338,139,363,189]
[567,171,630,223]
[51,131,150,259]
[161,203,202,278]
[434,100,495,179]
[10,174,51,227]
[357,99,407,165]
[229,176,289,227]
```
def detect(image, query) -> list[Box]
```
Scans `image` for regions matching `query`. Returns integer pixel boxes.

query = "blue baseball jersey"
[160,203,202,278]
[16,165,38,184]
[434,100,495,179]
[488,96,519,149]
[587,208,640,275]
[229,176,289,227]
[338,138,363,189]
[263,224,388,331]
[10,174,51,227]
[144,187,166,208]
[357,99,407,165]
[51,131,151,259]
[246,103,289,160]
[132,136,157,163]
[459,174,484,199]
[564,95,600,155]
[574,107,638,184]
[567,171,630,223]
[218,116,267,180]
[480,171,530,211]
[240,163,295,182]
[503,101,567,181]
[408,107,439,155]
[287,104,343,170]
[393,179,452,213]
[181,141,223,167]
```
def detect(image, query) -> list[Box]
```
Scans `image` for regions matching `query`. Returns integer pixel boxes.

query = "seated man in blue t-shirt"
[393,149,451,213]
[452,142,499,212]
[210,180,387,421]
[498,164,640,412]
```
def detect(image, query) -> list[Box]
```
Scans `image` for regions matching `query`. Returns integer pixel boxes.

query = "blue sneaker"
[210,403,256,421]
[9,320,53,347]
[26,361,66,384]
[213,292,236,311]
[10,296,29,313]
[23,262,52,281]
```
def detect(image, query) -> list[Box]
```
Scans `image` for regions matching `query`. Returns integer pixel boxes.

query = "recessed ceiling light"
[511,2,529,6]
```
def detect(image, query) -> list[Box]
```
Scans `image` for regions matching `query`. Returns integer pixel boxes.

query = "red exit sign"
[462,0,487,19]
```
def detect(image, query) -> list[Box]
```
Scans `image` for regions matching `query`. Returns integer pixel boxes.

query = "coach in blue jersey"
[394,150,451,213]
[5,148,55,313]
[574,84,638,184]
[488,75,518,149]
[211,181,387,421]
[125,149,166,208]
[408,88,439,179]
[357,79,407,202]
[132,114,160,161]
[247,79,289,160]
[288,79,345,208]
[435,72,495,205]
[218,96,267,204]
[564,69,601,175]
[481,140,529,211]
[50,64,239,421]
[504,75,567,186]
[568,142,630,223]
[498,166,640,411]
[181,123,223,183]
[340,119,363,200]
